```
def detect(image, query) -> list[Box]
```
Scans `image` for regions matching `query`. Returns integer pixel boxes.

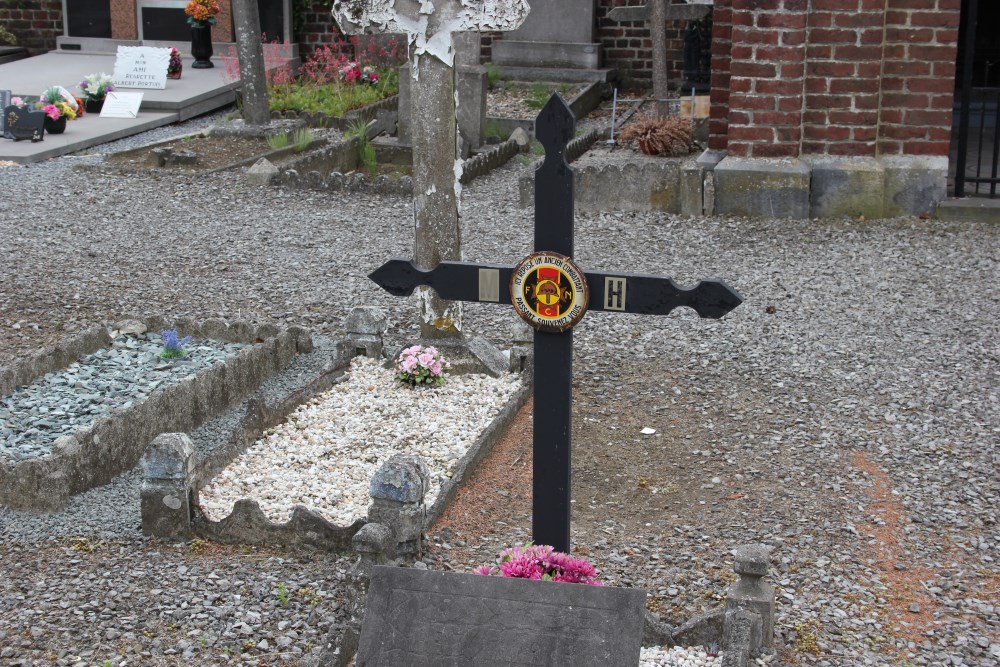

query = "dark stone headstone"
[3,106,45,142]
[356,566,646,666]
[140,7,191,42]
[65,0,112,38]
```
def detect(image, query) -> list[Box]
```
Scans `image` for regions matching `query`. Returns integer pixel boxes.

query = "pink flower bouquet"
[475,544,603,585]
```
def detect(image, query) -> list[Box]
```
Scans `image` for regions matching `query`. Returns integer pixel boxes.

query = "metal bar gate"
[954,0,1000,198]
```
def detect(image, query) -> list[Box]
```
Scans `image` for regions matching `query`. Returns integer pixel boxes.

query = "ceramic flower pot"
[84,98,104,114]
[167,64,183,79]
[43,116,67,134]
[191,25,214,69]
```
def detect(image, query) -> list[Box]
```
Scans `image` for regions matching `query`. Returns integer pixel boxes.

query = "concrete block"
[804,156,885,219]
[357,566,647,666]
[680,163,704,216]
[936,197,1000,223]
[714,157,810,219]
[882,156,948,217]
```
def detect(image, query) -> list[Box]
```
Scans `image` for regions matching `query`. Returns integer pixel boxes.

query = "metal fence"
[952,0,1000,198]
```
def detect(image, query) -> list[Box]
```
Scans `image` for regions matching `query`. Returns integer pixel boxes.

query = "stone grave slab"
[356,566,647,666]
[492,0,600,69]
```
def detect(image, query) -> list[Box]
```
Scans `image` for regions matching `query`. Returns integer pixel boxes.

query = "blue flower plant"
[160,329,193,359]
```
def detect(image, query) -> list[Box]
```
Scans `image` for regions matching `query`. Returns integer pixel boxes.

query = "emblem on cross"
[371,95,743,553]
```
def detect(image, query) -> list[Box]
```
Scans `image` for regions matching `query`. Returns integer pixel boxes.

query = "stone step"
[0,46,29,65]
[936,197,1000,223]
[492,64,617,83]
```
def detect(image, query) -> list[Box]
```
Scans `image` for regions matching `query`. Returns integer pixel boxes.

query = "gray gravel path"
[0,112,998,666]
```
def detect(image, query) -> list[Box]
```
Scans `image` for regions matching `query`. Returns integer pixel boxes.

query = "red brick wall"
[726,0,807,158]
[710,0,960,158]
[802,0,886,157]
[596,0,687,87]
[876,0,960,156]
[709,0,732,151]
[0,0,63,54]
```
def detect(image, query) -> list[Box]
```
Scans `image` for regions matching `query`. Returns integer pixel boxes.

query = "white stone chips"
[198,356,522,525]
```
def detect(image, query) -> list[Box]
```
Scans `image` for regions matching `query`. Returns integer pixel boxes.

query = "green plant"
[276,581,289,607]
[292,126,314,152]
[266,132,290,150]
[0,22,17,45]
[526,82,550,110]
[347,118,377,176]
[485,62,501,90]
[484,120,510,141]
[558,82,573,96]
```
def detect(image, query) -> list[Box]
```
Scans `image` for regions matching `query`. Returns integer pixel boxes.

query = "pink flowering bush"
[475,544,602,586]
[394,345,450,387]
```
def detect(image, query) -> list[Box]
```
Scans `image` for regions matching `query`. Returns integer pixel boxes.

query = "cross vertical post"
[532,96,577,553]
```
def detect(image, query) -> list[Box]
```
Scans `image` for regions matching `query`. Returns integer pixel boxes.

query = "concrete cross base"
[413,335,509,378]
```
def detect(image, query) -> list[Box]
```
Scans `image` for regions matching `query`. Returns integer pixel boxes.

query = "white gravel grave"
[639,645,723,667]
[199,356,522,525]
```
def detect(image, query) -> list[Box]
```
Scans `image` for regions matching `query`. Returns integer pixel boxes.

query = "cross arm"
[584,271,743,319]
[369,259,743,319]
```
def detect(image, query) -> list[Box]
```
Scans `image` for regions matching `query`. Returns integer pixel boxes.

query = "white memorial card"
[111,46,170,90]
[99,92,144,118]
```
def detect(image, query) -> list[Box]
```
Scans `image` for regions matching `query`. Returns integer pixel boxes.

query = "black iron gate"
[952,0,1000,198]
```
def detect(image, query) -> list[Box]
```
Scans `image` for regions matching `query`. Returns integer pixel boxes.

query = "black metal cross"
[370,95,743,554]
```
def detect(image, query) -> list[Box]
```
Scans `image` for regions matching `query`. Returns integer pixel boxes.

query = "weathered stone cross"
[332,0,530,340]
[608,0,712,115]
[370,95,743,553]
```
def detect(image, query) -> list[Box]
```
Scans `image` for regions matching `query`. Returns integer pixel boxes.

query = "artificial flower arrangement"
[168,47,183,75]
[185,0,220,26]
[78,72,114,103]
[36,87,78,121]
[475,544,603,586]
[394,345,450,387]
[339,61,380,86]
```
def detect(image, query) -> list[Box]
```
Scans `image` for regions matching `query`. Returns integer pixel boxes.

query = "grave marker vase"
[190,25,214,69]
[84,98,104,114]
[43,116,67,134]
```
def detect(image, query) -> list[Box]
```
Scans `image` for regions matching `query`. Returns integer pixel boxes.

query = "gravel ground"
[0,108,998,667]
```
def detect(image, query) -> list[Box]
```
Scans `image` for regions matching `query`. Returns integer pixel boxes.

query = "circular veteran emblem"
[509,252,589,332]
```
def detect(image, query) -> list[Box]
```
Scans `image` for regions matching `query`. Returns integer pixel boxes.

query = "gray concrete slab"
[0,52,238,163]
[936,197,1000,223]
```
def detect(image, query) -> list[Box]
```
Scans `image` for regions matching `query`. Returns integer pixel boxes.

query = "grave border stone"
[0,317,313,511]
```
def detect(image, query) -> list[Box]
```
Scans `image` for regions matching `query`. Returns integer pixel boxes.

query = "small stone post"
[231,0,270,124]
[724,544,775,656]
[316,523,394,667]
[454,31,487,158]
[341,307,388,361]
[509,319,534,372]
[396,63,412,143]
[140,433,196,539]
[367,454,430,558]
